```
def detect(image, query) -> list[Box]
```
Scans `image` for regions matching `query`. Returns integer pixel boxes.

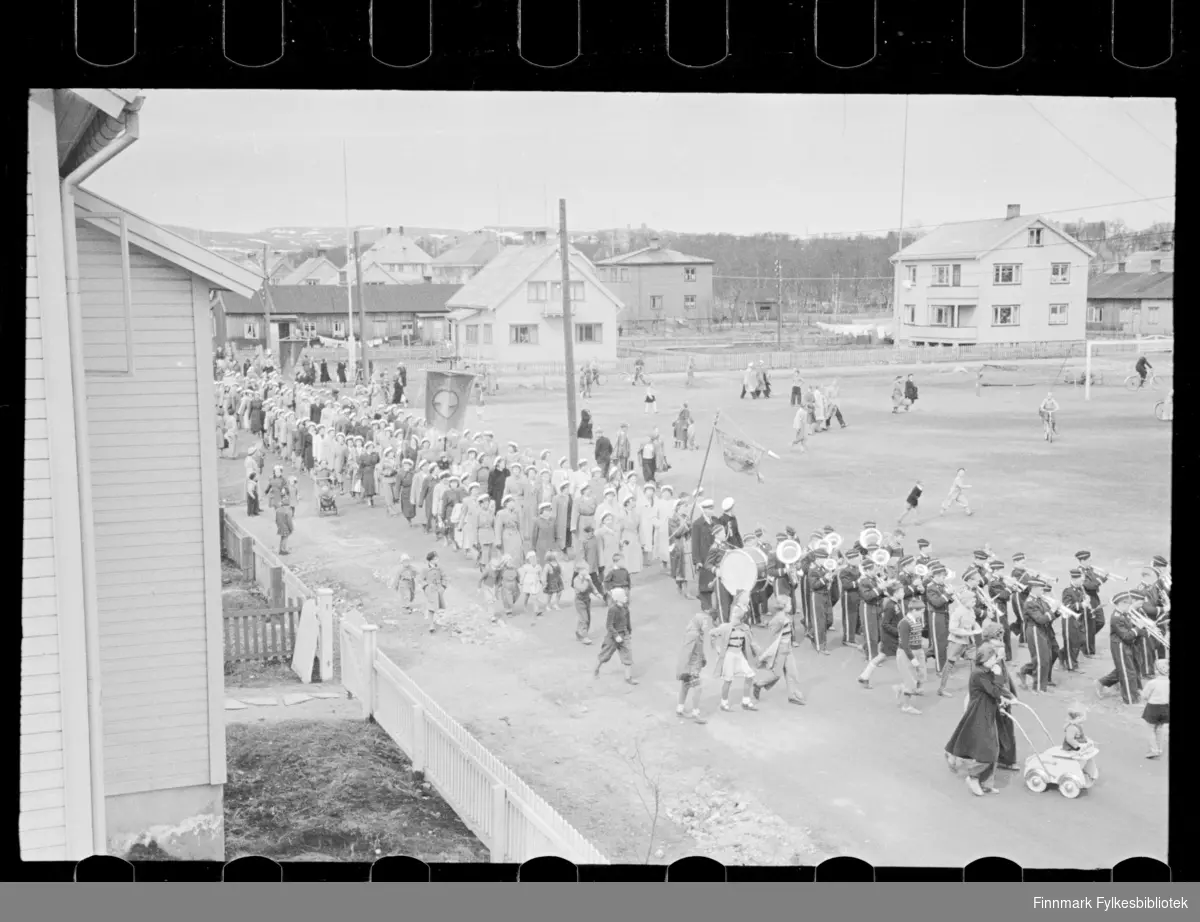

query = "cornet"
[821,532,844,553]
[775,539,803,566]
[1129,610,1170,650]
[869,548,891,567]
[1090,565,1128,583]
[913,563,931,579]
[859,527,883,549]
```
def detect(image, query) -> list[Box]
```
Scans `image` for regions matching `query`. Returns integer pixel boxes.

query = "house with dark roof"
[360,226,433,283]
[595,238,714,328]
[889,204,1094,346]
[430,232,502,285]
[1086,272,1173,336]
[213,283,462,352]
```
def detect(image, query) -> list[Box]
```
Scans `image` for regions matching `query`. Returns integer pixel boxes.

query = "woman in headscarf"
[620,496,644,576]
[577,407,593,442]
[675,611,710,724]
[300,421,314,472]
[358,441,380,506]
[498,495,524,563]
[487,457,510,510]
[249,392,264,438]
[944,644,1015,796]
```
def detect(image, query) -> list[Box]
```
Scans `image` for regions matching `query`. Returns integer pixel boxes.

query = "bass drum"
[719,546,769,595]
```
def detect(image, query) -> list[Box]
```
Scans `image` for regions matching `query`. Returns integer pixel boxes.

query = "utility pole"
[261,244,273,357]
[353,228,369,382]
[833,272,840,319]
[342,140,356,376]
[775,259,783,344]
[559,199,579,469]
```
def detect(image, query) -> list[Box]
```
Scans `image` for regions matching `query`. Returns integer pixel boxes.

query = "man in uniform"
[698,523,728,621]
[915,538,933,566]
[1018,580,1058,693]
[806,550,835,655]
[987,560,1015,661]
[1009,552,1031,646]
[1096,590,1145,704]
[857,557,887,662]
[839,549,863,648]
[691,498,718,604]
[924,564,954,674]
[1076,550,1109,657]
[717,497,744,549]
[1060,569,1092,668]
[1136,567,1167,678]
[964,549,991,588]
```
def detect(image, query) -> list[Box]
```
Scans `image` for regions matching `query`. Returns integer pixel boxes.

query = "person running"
[594,588,637,685]
[939,468,973,517]
[896,479,923,531]
[791,404,809,453]
[1038,391,1059,439]
[643,384,658,415]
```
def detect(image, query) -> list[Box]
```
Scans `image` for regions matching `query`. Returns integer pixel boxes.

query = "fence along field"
[220,509,608,864]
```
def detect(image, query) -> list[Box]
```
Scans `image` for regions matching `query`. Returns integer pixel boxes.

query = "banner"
[424,370,476,433]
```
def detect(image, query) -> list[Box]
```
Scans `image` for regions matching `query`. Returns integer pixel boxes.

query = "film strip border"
[65,1,1175,74]
[24,852,1175,881]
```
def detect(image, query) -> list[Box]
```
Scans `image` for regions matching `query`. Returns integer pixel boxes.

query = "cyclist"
[633,356,648,386]
[1039,391,1059,437]
[1135,354,1153,388]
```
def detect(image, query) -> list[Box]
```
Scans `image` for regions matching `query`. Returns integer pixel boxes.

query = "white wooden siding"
[22,165,68,859]
[78,223,212,795]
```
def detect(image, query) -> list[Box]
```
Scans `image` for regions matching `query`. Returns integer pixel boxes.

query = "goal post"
[1084,336,1174,400]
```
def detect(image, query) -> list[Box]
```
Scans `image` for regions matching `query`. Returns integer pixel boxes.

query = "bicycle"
[1154,395,1172,422]
[1040,409,1057,443]
[1124,370,1163,391]
[620,371,652,386]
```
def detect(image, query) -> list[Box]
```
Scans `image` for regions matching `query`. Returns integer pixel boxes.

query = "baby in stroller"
[315,467,338,516]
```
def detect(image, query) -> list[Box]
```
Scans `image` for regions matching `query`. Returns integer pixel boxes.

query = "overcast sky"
[86,92,1176,237]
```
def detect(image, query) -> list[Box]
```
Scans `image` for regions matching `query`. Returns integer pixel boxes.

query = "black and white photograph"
[22,89,1172,869]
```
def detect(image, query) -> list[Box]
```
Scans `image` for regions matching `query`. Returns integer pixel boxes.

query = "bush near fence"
[219,507,608,864]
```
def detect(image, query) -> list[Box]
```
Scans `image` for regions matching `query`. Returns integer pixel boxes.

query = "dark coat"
[594,436,613,463]
[945,666,1007,765]
[487,467,510,509]
[717,513,743,549]
[691,515,716,566]
[577,410,593,440]
[320,360,331,383]
[358,451,380,496]
[904,379,919,402]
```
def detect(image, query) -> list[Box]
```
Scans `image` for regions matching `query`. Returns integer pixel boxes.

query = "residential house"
[361,226,433,283]
[336,260,403,287]
[596,239,714,328]
[1086,272,1174,336]
[278,253,341,286]
[445,233,623,364]
[430,233,502,285]
[1105,244,1175,275]
[213,283,462,354]
[890,204,1093,347]
[24,88,264,860]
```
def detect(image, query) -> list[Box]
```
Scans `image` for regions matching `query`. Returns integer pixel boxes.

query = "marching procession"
[218,346,1171,800]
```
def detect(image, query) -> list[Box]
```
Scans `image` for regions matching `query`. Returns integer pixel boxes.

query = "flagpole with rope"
[690,410,721,522]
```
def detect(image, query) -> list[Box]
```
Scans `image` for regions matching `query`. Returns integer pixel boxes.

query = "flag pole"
[690,410,721,520]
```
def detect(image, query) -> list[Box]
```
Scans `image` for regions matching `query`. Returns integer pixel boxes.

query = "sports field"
[223,356,1170,867]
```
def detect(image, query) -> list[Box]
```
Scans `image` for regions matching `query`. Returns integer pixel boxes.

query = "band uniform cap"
[813,548,829,559]
[898,555,914,568]
[1112,590,1137,606]
[822,525,836,534]
[1152,555,1169,568]
[699,499,715,508]
[722,497,735,512]
[846,550,862,560]
[973,550,989,561]
[862,521,877,529]
[1027,579,1048,590]
[775,532,789,541]
[1075,550,1091,560]
[1069,568,1082,578]
[916,539,930,548]
[1012,552,1026,562]
[989,560,1005,570]
[930,565,948,576]
[810,530,824,540]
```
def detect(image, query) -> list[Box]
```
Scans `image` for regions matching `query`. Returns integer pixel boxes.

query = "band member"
[915,538,933,566]
[1137,567,1168,678]
[1018,580,1057,694]
[806,551,835,654]
[987,560,1015,661]
[1076,550,1109,656]
[858,581,904,688]
[937,586,983,696]
[691,499,718,606]
[924,565,953,672]
[1058,569,1088,671]
[795,531,823,636]
[756,604,807,706]
[710,599,765,712]
[897,555,920,600]
[963,569,993,628]
[717,497,743,548]
[839,549,863,648]
[852,520,879,558]
[857,560,886,662]
[1010,552,1030,644]
[964,549,991,588]
[1097,591,1145,705]
[698,524,728,619]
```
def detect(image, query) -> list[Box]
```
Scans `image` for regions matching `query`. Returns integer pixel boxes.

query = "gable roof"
[1087,272,1173,301]
[892,214,1095,261]
[72,187,263,297]
[363,233,433,266]
[432,234,501,267]
[279,256,340,285]
[220,284,463,316]
[445,243,623,311]
[597,246,714,266]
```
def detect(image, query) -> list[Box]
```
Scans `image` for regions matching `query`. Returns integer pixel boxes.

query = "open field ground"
[220,356,1170,866]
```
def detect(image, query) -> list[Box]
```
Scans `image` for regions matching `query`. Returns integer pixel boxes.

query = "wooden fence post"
[269,566,284,608]
[360,624,378,719]
[491,783,507,863]
[240,536,255,580]
[411,704,426,772]
[219,507,226,557]
[316,588,334,682]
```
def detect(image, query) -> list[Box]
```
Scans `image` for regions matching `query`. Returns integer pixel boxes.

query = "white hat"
[603,486,617,496]
[722,497,735,512]
[699,499,715,509]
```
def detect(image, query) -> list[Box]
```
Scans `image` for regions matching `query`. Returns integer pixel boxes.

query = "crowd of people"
[218,347,1170,794]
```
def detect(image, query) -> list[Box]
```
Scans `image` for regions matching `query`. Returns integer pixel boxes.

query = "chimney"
[397,225,404,236]
[316,248,327,259]
[535,230,547,245]
[1006,204,1021,220]
[649,235,662,250]
[523,231,534,246]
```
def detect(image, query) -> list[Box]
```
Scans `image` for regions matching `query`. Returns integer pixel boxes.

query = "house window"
[905,265,917,285]
[992,264,1022,285]
[483,324,493,344]
[549,281,586,302]
[952,264,961,286]
[576,323,603,343]
[527,282,547,301]
[685,267,697,282]
[620,268,630,282]
[903,304,916,324]
[1048,304,1068,325]
[244,320,260,339]
[332,320,346,336]
[1050,262,1070,284]
[932,265,951,286]
[509,324,539,345]
[931,306,956,326]
[1148,306,1159,324]
[1028,228,1044,246]
[650,295,664,313]
[684,295,697,312]
[298,321,318,338]
[303,277,321,286]
[1087,306,1103,323]
[465,325,479,344]
[992,305,1020,326]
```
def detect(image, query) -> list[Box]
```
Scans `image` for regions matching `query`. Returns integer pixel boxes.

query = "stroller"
[315,469,338,517]
[1005,700,1099,799]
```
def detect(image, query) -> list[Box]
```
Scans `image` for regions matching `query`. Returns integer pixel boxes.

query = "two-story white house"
[445,232,622,364]
[890,205,1093,347]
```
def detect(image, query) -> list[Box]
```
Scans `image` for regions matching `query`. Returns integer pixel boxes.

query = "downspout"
[60,102,142,856]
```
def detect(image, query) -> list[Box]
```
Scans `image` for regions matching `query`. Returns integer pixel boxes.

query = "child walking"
[643,384,658,415]
[1141,660,1170,759]
[499,554,520,617]
[518,551,546,617]
[594,588,637,685]
[387,553,418,615]
[246,470,260,517]
[542,551,564,611]
[479,548,503,622]
[572,559,596,644]
[275,499,294,556]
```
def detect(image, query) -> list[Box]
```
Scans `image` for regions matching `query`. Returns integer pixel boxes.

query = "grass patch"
[225,719,489,862]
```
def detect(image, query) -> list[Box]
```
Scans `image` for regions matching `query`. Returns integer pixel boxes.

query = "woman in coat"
[358,442,381,507]
[380,448,400,516]
[944,645,1015,796]
[637,483,657,556]
[301,422,316,472]
[891,377,910,413]
[620,496,644,575]
[487,458,510,510]
[461,482,482,554]
[249,395,264,436]
[552,482,572,552]
[476,497,497,564]
[398,458,417,523]
[653,483,676,568]
[531,503,558,564]
[577,408,593,442]
[573,485,597,547]
[497,496,525,562]
[264,465,288,510]
[597,512,621,572]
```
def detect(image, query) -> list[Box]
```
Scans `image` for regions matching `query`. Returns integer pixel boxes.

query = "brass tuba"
[775,539,803,566]
[859,527,884,549]
[822,532,844,552]
[913,563,931,579]
[869,548,891,567]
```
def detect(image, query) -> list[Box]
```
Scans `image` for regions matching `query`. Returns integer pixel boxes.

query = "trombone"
[1089,565,1128,583]
[1129,609,1170,650]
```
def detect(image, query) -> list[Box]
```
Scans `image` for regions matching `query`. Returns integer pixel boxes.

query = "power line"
[1022,99,1173,216]
[1123,109,1175,153]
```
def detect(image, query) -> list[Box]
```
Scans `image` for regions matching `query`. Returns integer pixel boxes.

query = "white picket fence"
[339,611,609,864]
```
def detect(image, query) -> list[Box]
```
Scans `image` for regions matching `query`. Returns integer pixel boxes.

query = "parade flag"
[424,370,476,433]
[714,425,779,484]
